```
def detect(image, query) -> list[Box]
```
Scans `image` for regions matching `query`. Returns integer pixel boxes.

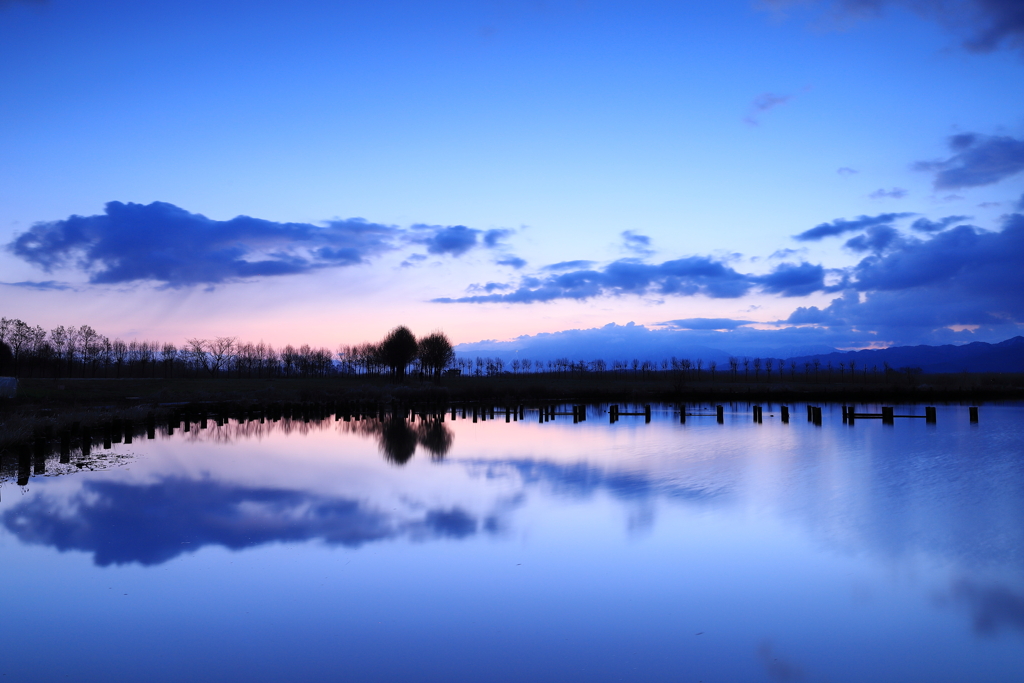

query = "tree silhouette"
[418,331,455,382]
[378,326,418,381]
[0,340,12,375]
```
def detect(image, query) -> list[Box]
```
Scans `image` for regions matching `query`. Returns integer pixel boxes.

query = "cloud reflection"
[2,478,485,566]
[948,579,1024,636]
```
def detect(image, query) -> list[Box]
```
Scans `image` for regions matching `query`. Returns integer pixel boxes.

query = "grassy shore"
[5,370,1024,407]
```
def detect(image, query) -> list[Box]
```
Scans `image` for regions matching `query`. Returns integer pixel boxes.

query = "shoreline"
[1,374,1019,457]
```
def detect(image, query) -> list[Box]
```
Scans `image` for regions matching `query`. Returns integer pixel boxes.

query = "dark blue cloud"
[622,230,654,256]
[2,477,484,566]
[495,256,527,269]
[483,228,513,248]
[786,214,1024,330]
[434,256,755,303]
[793,212,914,241]
[542,260,595,271]
[0,280,72,290]
[916,134,1024,189]
[757,261,828,296]
[1016,193,1024,211]
[6,201,401,287]
[413,224,480,256]
[844,225,902,253]
[911,215,971,233]
[660,318,754,330]
[769,1,1024,54]
[869,187,908,199]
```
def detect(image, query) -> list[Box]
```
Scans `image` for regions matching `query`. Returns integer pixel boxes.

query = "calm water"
[1,403,1022,682]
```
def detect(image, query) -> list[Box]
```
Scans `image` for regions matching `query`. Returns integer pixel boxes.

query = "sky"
[1,0,1023,356]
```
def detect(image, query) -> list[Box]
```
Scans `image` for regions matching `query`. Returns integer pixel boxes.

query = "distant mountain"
[453,322,840,365]
[784,337,1024,374]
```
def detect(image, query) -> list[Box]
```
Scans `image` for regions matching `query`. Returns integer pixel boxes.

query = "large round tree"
[417,331,455,382]
[378,326,418,380]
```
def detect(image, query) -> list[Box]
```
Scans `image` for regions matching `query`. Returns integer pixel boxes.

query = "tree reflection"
[379,418,418,465]
[415,419,453,461]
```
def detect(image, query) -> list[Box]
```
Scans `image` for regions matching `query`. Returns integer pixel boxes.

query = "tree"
[417,331,454,382]
[379,326,418,380]
[207,337,237,377]
[0,341,12,375]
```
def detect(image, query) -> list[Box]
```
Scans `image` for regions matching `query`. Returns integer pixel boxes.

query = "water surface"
[1,403,1022,682]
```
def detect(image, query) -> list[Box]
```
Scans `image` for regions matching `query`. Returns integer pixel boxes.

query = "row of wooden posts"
[6,401,984,487]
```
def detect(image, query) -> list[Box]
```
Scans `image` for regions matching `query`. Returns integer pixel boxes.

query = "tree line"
[0,316,916,384]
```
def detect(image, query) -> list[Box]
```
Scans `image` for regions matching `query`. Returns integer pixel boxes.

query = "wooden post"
[970,406,979,423]
[807,405,814,421]
[813,406,822,425]
[644,405,651,423]
[925,406,936,423]
[680,405,686,424]
[882,406,894,424]
[781,405,789,423]
[473,407,478,423]
[717,405,724,423]
[847,406,855,425]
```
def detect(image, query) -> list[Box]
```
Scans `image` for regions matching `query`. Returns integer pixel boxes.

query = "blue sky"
[1,0,1023,354]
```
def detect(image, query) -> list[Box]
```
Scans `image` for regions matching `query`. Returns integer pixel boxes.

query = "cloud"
[455,321,841,364]
[1017,193,1024,211]
[0,280,73,290]
[769,247,807,259]
[844,224,902,252]
[621,230,654,256]
[786,213,1024,331]
[793,212,914,241]
[764,1,1024,54]
[434,255,756,303]
[495,255,527,269]
[660,318,754,330]
[916,133,1024,189]
[911,215,971,232]
[7,202,505,286]
[412,224,480,256]
[483,228,513,248]
[745,92,792,125]
[757,261,829,296]
[542,260,596,271]
[869,187,908,199]
[6,201,402,287]
[836,167,859,175]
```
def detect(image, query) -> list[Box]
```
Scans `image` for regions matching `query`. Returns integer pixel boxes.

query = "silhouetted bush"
[378,326,418,381]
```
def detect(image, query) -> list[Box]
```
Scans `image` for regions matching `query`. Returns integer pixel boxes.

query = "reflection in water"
[340,416,453,464]
[757,642,804,682]
[0,415,456,489]
[3,478,489,566]
[1,406,1024,681]
[947,579,1024,636]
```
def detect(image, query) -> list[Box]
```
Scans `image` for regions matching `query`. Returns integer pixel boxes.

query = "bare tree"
[207,336,237,377]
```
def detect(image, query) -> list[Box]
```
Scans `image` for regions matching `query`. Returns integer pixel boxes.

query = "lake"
[1,402,1022,682]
